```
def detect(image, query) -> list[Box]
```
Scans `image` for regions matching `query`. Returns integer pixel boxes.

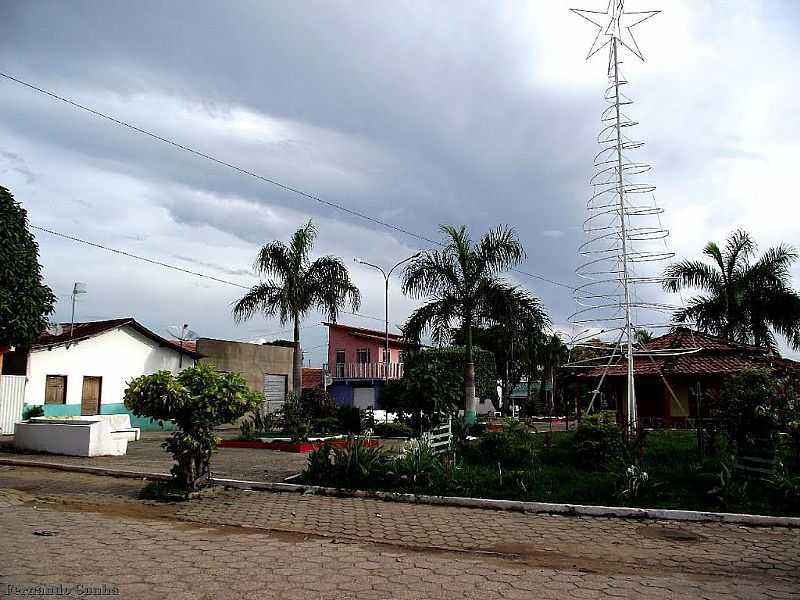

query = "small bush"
[615,464,651,503]
[22,405,44,420]
[573,412,624,467]
[337,405,364,434]
[301,387,338,420]
[282,391,311,442]
[305,437,389,487]
[373,422,413,438]
[461,421,537,468]
[388,440,444,490]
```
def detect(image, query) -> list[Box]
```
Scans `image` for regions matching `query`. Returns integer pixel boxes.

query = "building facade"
[2,318,199,430]
[323,322,405,409]
[572,328,800,428]
[196,337,294,412]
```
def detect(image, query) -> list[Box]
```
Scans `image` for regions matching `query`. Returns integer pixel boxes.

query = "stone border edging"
[0,457,171,481]
[2,457,798,528]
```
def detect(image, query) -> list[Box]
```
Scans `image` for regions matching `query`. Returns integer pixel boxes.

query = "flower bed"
[220,437,379,453]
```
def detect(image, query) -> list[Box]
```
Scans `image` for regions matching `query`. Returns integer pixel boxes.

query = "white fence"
[0,375,26,435]
[422,418,452,454]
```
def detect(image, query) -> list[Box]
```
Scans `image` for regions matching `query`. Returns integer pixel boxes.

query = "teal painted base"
[463,410,477,425]
[32,403,175,432]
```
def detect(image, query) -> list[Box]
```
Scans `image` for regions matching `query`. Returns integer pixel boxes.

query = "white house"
[3,318,199,428]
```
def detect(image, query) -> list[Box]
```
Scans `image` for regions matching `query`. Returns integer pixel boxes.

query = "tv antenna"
[68,282,87,346]
[167,324,198,368]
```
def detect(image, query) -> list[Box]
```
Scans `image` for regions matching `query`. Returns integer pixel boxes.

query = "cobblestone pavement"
[1,466,798,599]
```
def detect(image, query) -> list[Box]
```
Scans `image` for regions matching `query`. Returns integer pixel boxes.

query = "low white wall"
[14,420,128,457]
[25,326,194,407]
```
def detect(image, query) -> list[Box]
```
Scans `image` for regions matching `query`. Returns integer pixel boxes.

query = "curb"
[2,457,798,528]
[0,458,171,481]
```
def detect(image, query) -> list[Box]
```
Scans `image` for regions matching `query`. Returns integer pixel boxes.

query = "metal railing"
[324,362,404,380]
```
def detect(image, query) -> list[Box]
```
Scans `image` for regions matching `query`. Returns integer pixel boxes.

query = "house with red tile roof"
[1,318,201,431]
[572,327,800,428]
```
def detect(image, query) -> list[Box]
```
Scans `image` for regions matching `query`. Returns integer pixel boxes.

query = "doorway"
[81,376,102,415]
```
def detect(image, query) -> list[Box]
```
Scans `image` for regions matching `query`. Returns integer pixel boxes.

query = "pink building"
[323,322,405,408]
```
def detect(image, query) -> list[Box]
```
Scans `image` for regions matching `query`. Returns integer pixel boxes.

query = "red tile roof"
[302,367,324,389]
[323,322,406,347]
[33,318,202,358]
[576,327,799,378]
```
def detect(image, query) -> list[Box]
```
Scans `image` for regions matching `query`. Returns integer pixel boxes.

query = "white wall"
[25,326,195,408]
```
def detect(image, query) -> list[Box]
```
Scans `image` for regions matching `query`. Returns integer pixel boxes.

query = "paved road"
[1,466,798,599]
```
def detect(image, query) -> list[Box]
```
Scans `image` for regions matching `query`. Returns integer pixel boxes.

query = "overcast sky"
[2,1,799,364]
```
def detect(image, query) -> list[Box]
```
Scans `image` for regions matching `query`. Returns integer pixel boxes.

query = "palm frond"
[403,296,460,346]
[663,260,722,293]
[290,220,317,268]
[475,225,526,275]
[232,282,287,324]
[254,241,292,279]
[702,242,726,279]
[401,250,461,299]
[306,255,361,321]
[723,229,756,278]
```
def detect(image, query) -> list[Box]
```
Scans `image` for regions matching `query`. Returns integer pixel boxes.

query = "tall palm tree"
[663,229,800,352]
[401,224,529,423]
[233,220,361,389]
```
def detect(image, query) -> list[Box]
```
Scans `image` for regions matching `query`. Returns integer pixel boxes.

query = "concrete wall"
[25,326,194,409]
[197,338,294,395]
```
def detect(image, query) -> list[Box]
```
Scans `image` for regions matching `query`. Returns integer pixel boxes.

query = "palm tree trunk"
[464,320,477,425]
[293,313,303,392]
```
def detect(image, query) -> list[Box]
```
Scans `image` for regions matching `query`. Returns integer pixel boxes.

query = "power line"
[31,224,386,324]
[3,70,576,293]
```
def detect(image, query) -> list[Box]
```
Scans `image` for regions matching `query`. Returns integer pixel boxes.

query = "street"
[1,466,798,599]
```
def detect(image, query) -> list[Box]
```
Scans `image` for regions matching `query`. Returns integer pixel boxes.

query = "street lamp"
[354,253,420,380]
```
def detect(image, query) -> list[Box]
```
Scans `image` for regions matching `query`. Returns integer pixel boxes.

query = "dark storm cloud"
[1,1,799,356]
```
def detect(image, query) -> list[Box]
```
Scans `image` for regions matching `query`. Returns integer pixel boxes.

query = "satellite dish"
[46,323,64,336]
[167,324,198,342]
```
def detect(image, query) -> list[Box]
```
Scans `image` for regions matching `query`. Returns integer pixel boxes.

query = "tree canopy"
[233,220,360,388]
[664,229,800,352]
[0,185,55,349]
[401,224,544,423]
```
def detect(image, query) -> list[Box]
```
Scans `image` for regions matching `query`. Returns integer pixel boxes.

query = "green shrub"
[461,421,537,468]
[373,422,413,438]
[573,412,624,467]
[282,391,311,442]
[305,443,334,483]
[124,364,262,490]
[388,440,444,491]
[336,405,364,434]
[311,416,342,435]
[301,387,338,420]
[331,437,389,486]
[22,405,44,420]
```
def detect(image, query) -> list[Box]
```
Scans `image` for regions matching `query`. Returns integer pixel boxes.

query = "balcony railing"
[324,362,404,380]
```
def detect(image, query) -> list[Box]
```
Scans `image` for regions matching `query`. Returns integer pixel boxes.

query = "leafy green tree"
[664,229,800,351]
[401,225,528,423]
[124,363,262,490]
[382,346,497,433]
[453,286,549,411]
[0,185,55,355]
[233,220,361,389]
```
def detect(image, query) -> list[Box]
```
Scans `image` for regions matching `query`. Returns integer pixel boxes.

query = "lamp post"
[355,253,420,380]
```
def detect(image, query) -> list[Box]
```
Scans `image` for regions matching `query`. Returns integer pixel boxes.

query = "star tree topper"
[571,0,659,61]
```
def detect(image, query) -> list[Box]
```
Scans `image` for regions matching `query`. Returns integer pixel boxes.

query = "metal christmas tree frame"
[568,0,691,431]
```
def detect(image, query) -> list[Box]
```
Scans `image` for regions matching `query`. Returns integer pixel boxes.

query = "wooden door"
[45,375,67,405]
[81,376,102,415]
